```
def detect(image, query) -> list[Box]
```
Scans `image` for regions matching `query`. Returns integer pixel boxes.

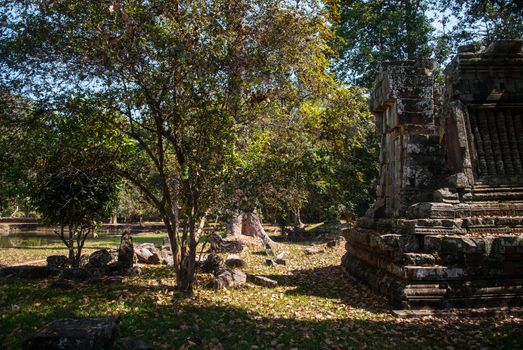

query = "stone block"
[401,253,436,266]
[22,318,118,350]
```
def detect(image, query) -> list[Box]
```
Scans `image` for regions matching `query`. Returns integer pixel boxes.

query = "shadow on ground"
[1,265,522,350]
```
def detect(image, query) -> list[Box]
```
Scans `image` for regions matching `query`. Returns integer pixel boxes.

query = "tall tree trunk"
[294,207,304,228]
[226,211,243,236]
[176,212,205,294]
[241,211,274,245]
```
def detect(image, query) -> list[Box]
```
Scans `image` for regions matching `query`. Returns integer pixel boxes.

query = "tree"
[334,0,434,88]
[436,0,522,47]
[31,101,122,267]
[0,92,39,216]
[222,86,377,226]
[1,0,336,292]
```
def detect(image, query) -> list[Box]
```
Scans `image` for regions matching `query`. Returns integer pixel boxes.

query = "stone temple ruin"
[342,40,523,308]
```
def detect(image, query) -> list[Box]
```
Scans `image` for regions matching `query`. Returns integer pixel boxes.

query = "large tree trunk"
[226,212,243,236]
[241,211,274,245]
[173,212,206,294]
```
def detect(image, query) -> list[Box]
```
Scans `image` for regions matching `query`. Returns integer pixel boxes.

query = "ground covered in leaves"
[0,232,522,349]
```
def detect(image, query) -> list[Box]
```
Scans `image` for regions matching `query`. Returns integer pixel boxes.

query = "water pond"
[0,231,163,248]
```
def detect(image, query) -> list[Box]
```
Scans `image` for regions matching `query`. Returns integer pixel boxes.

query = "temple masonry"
[342,40,523,308]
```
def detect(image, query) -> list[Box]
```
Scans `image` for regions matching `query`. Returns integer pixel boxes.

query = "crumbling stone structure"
[342,40,523,309]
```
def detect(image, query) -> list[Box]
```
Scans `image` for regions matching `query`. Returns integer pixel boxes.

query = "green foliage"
[436,0,523,48]
[0,0,339,290]
[335,0,434,88]
[116,185,161,222]
[28,99,122,266]
[0,92,39,216]
[225,86,378,224]
[32,166,119,229]
[436,0,523,54]
[335,0,521,88]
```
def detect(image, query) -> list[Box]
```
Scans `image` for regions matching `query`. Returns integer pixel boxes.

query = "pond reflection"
[0,232,62,248]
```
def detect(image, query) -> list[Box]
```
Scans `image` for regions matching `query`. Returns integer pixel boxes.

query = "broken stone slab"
[406,202,456,219]
[276,251,287,260]
[0,266,49,279]
[304,246,325,255]
[117,232,135,270]
[201,253,223,274]
[47,255,69,271]
[264,241,276,257]
[159,250,174,266]
[275,258,287,266]
[208,233,245,254]
[86,249,118,269]
[134,243,161,265]
[401,253,436,266]
[433,188,459,203]
[225,254,246,269]
[265,259,275,266]
[212,269,247,289]
[22,318,119,350]
[247,274,278,287]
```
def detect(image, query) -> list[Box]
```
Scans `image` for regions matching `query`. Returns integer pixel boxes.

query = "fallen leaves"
[0,234,522,349]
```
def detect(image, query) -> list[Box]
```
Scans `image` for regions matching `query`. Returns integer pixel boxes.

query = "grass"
[0,232,522,349]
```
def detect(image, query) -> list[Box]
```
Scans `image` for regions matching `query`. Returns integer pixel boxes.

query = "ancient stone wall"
[342,40,523,309]
[368,60,445,219]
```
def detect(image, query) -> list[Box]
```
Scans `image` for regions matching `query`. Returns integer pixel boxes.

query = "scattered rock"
[304,246,325,255]
[225,254,246,269]
[212,269,247,290]
[265,259,275,266]
[117,232,135,270]
[195,255,207,269]
[275,258,287,266]
[201,253,223,274]
[276,251,287,260]
[264,241,275,256]
[116,336,153,350]
[247,274,278,287]
[79,255,90,268]
[134,243,161,265]
[160,253,174,266]
[47,255,69,271]
[209,233,245,254]
[22,318,119,350]
[86,249,118,269]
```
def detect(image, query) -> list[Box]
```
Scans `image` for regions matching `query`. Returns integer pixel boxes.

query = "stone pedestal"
[342,40,523,309]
